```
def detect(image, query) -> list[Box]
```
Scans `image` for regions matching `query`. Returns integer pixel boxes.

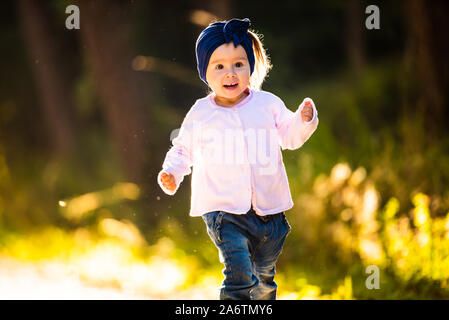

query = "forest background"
[0,0,448,299]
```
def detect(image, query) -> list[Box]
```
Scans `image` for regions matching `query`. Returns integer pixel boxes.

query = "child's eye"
[216,64,223,70]
[235,62,243,67]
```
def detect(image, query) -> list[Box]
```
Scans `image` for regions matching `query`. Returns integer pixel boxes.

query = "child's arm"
[274,97,319,150]
[157,110,195,195]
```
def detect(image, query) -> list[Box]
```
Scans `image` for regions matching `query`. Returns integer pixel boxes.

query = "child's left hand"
[301,100,314,122]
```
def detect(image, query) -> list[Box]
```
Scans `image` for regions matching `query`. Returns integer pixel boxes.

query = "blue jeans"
[202,206,291,300]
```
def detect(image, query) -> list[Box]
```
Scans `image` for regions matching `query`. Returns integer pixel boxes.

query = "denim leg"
[251,213,290,300]
[218,231,259,300]
[202,210,290,300]
[202,211,258,300]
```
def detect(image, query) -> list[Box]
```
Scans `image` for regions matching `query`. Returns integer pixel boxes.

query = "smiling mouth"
[223,83,238,88]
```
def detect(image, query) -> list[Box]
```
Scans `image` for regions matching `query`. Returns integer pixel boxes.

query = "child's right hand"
[160,172,176,192]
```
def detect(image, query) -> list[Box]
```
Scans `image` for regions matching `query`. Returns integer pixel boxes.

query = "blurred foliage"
[2,55,449,299]
[0,0,448,299]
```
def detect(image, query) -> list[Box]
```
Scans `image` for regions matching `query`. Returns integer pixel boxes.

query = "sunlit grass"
[291,161,449,298]
[1,161,449,299]
[0,218,354,300]
[58,182,140,222]
[0,225,218,299]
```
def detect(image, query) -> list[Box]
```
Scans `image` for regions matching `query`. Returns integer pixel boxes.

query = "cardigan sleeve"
[273,96,319,151]
[157,108,196,195]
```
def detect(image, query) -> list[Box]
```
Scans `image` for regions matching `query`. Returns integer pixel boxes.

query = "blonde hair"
[248,30,272,91]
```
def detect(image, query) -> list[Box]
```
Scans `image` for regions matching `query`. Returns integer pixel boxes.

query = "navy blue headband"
[195,18,255,85]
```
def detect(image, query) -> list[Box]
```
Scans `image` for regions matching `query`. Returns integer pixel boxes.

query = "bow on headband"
[223,18,250,46]
[195,18,255,85]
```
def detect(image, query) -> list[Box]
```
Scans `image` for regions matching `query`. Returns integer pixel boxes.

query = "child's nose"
[225,68,237,77]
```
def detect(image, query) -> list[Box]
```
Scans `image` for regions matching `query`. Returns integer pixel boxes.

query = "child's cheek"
[213,69,223,80]
[238,67,250,77]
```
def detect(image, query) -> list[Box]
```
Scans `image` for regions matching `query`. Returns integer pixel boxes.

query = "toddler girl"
[158,18,318,300]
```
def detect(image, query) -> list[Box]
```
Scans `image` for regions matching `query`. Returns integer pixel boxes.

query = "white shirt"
[157,89,319,217]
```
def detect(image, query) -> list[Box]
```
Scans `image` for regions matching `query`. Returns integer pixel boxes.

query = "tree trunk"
[192,0,233,20]
[403,0,445,139]
[345,0,365,76]
[17,0,78,158]
[77,0,154,185]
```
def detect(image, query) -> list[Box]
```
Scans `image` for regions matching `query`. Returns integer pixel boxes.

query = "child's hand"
[160,172,176,192]
[301,100,314,122]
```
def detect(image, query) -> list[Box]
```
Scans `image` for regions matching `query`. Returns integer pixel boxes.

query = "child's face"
[206,42,251,106]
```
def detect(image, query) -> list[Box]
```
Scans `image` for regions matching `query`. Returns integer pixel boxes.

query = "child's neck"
[214,88,250,108]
